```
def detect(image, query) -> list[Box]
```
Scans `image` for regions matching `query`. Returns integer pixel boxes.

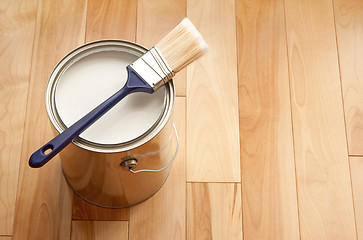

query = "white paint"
[55,50,165,144]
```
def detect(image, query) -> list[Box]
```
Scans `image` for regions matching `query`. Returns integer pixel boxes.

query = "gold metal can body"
[45,40,177,208]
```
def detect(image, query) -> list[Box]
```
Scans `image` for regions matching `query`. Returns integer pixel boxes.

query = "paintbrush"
[29,18,208,168]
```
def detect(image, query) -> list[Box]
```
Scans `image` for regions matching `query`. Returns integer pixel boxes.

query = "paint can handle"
[128,123,179,174]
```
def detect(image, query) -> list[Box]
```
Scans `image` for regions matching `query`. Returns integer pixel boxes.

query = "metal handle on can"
[129,123,179,174]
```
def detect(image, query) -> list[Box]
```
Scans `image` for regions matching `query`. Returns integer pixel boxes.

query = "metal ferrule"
[129,47,174,91]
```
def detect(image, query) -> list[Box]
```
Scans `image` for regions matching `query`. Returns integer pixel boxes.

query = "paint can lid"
[46,40,174,152]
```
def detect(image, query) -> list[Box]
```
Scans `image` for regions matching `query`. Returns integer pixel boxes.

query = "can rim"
[45,39,175,153]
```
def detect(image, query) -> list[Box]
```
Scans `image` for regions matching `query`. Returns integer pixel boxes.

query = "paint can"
[45,40,178,208]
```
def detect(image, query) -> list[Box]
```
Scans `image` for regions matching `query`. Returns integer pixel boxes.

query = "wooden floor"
[1,0,363,239]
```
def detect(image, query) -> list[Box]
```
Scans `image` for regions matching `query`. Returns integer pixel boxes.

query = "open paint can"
[45,40,178,208]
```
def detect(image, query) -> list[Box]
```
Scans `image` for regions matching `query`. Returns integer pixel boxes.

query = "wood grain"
[0,237,11,240]
[136,0,186,97]
[0,0,37,235]
[71,221,128,240]
[187,183,242,240]
[236,0,300,239]
[350,157,363,239]
[72,194,129,221]
[85,0,137,42]
[12,0,87,239]
[285,0,356,239]
[333,0,363,155]
[129,97,186,240]
[187,0,240,182]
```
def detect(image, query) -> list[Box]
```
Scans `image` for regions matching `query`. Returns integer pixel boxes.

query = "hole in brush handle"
[42,144,54,155]
[29,143,57,168]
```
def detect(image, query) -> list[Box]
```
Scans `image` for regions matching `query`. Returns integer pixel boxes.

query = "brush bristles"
[155,18,208,73]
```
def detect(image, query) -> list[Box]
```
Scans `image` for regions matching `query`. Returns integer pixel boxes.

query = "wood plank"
[136,0,186,96]
[71,221,128,240]
[129,97,185,240]
[71,0,138,220]
[285,0,356,239]
[0,237,11,240]
[72,194,129,221]
[85,0,137,42]
[12,0,87,239]
[333,0,363,155]
[0,0,37,235]
[187,183,242,240]
[236,0,300,239]
[350,157,363,239]
[187,0,240,182]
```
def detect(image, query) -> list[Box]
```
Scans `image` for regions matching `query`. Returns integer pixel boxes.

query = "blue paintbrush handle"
[29,66,153,168]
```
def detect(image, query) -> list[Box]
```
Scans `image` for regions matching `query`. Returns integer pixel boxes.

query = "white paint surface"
[55,50,165,144]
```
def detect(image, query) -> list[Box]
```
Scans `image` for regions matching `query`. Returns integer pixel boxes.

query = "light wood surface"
[12,0,86,239]
[71,221,128,240]
[350,157,363,238]
[136,0,186,97]
[236,0,299,239]
[187,0,241,182]
[85,0,137,42]
[285,0,356,239]
[2,0,363,239]
[72,194,129,221]
[129,97,186,240]
[187,183,242,239]
[0,0,37,235]
[334,0,363,156]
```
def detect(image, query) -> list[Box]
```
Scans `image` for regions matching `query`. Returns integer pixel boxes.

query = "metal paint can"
[45,40,178,208]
